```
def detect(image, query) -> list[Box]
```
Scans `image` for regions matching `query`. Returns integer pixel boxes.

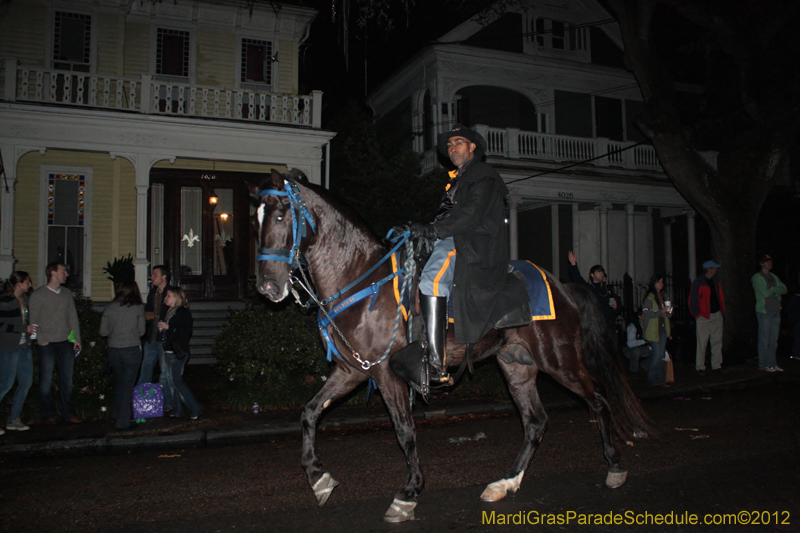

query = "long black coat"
[431,160,528,344]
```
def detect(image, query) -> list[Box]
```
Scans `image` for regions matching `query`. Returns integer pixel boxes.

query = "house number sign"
[558,191,574,199]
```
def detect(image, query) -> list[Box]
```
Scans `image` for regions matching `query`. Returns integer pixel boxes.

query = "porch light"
[220,213,229,221]
[209,196,219,205]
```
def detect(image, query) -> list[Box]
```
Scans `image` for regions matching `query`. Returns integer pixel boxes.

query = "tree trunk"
[605,0,793,363]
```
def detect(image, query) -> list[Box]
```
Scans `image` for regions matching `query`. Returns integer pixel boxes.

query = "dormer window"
[53,11,91,72]
[531,18,587,52]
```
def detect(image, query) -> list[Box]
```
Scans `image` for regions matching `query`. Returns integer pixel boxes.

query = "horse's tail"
[564,282,653,440]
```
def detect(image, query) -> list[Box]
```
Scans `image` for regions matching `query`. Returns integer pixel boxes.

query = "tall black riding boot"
[420,294,450,385]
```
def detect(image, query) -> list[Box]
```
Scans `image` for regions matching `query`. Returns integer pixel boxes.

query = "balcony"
[422,124,717,174]
[2,60,322,129]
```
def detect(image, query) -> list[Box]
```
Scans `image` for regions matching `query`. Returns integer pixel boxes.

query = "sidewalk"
[1,357,797,456]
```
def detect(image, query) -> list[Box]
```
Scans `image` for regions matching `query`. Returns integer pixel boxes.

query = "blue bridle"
[255,181,417,375]
[256,180,316,268]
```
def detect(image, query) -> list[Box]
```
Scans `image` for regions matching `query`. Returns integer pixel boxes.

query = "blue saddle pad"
[508,260,556,321]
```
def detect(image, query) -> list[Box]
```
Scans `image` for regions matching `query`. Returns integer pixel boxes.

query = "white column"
[551,203,560,276]
[4,58,18,101]
[133,157,152,293]
[508,195,519,260]
[0,143,16,279]
[311,90,323,129]
[626,204,635,281]
[324,141,331,190]
[686,209,696,280]
[663,218,674,277]
[596,203,611,270]
[571,203,580,258]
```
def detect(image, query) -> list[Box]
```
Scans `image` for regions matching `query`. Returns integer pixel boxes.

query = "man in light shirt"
[29,262,82,424]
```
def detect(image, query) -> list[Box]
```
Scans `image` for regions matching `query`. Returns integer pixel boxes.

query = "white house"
[367,0,713,287]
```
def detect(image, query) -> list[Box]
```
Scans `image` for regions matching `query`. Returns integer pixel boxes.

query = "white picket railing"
[477,126,666,170]
[5,61,322,128]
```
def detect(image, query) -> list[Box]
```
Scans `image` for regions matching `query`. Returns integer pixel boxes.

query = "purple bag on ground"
[132,383,164,419]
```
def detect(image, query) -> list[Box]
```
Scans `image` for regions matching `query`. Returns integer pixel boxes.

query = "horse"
[254,169,650,523]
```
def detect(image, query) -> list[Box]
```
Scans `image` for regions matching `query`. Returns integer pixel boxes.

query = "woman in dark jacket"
[158,287,204,419]
[100,280,146,429]
[0,271,34,433]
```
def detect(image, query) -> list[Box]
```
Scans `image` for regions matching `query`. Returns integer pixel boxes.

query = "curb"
[0,369,789,457]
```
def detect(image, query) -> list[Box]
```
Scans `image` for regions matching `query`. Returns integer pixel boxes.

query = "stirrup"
[429,366,453,387]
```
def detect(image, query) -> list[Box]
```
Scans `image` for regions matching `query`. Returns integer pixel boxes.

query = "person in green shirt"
[751,254,787,372]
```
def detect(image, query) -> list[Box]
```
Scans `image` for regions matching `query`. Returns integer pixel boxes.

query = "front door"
[150,170,255,300]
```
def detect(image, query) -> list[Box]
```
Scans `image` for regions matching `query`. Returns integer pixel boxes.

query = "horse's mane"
[277,176,390,254]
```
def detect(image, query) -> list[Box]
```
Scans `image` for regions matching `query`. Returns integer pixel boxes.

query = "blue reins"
[256,182,414,371]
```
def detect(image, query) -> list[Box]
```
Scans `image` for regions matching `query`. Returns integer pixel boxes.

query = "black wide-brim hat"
[437,123,486,159]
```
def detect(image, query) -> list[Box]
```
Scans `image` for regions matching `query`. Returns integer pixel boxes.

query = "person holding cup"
[159,287,203,420]
[642,274,673,387]
[0,271,35,433]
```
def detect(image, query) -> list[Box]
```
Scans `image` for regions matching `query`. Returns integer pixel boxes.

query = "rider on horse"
[404,124,531,388]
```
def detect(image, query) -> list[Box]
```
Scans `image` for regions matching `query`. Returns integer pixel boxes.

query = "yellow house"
[0,0,334,303]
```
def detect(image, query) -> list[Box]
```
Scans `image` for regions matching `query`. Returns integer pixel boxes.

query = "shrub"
[71,295,114,419]
[213,299,333,410]
[102,254,135,289]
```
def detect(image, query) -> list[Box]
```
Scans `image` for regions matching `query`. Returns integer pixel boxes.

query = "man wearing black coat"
[406,124,529,385]
[567,250,622,348]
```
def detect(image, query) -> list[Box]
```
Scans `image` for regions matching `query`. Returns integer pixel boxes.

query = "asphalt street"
[1,371,798,533]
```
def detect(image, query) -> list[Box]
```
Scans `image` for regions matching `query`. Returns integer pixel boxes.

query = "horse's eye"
[276,215,285,222]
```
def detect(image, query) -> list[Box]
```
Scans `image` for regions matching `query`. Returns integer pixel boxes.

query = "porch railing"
[471,125,718,172]
[3,60,322,128]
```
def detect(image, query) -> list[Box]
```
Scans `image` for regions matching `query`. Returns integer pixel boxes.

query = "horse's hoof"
[606,470,627,489]
[383,498,416,523]
[480,471,524,502]
[312,472,339,506]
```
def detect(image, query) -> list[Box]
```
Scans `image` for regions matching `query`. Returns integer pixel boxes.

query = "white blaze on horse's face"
[256,203,266,229]
[256,192,293,302]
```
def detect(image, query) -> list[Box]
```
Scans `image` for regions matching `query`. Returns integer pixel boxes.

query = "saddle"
[390,261,555,400]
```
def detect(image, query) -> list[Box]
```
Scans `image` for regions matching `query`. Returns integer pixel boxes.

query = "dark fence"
[607,274,691,323]
[607,273,696,364]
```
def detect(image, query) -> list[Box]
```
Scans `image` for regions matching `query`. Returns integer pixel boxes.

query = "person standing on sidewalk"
[100,280,146,429]
[567,251,622,349]
[689,260,725,376]
[159,287,204,420]
[642,274,673,387]
[751,254,787,372]
[137,265,172,412]
[0,271,35,433]
[29,263,82,424]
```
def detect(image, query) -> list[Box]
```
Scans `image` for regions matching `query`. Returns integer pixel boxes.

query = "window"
[157,28,190,79]
[241,39,273,87]
[569,25,588,51]
[551,20,565,50]
[53,11,91,72]
[47,173,86,292]
[530,18,587,52]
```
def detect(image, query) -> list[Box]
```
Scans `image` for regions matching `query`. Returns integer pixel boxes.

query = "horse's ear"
[269,168,286,190]
[288,168,309,184]
[247,180,261,208]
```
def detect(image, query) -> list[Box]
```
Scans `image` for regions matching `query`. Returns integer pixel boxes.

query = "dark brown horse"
[255,170,649,523]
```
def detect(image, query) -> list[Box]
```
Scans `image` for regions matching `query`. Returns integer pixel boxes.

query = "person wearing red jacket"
[688,260,725,375]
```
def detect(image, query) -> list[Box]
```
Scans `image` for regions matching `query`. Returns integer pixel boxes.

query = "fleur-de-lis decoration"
[182,228,200,247]
[215,230,233,247]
